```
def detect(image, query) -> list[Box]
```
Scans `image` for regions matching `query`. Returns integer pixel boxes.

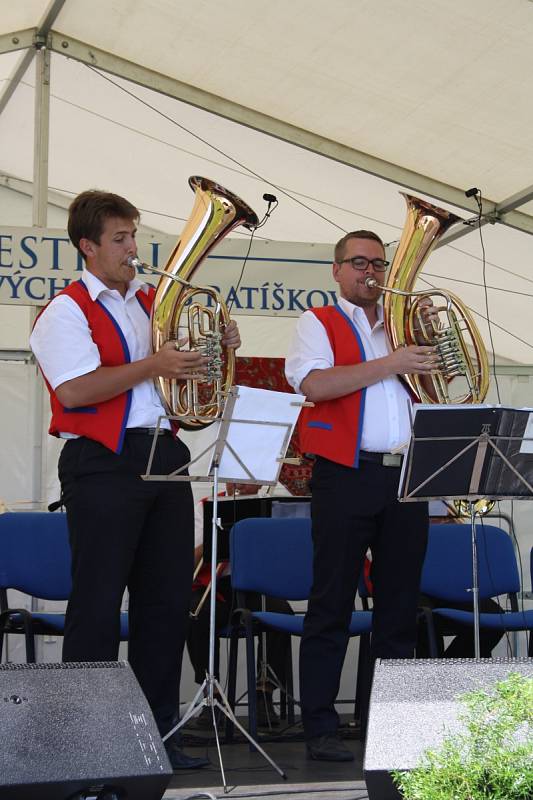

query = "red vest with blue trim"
[298,305,367,468]
[37,280,155,454]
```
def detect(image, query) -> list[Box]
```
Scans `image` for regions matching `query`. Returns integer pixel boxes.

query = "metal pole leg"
[163,461,287,791]
[470,503,481,660]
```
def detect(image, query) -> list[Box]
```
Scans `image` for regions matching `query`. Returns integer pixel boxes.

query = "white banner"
[0,227,337,316]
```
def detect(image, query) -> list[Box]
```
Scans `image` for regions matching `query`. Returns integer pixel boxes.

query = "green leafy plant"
[392,672,533,800]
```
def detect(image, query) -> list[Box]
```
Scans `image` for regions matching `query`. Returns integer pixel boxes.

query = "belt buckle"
[383,453,402,467]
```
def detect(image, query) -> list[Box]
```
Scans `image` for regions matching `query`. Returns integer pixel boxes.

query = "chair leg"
[419,607,439,658]
[225,626,240,743]
[243,613,258,750]
[24,618,36,663]
[278,645,289,722]
[286,644,295,726]
[356,633,372,740]
[0,613,6,662]
[0,610,36,663]
[354,634,366,724]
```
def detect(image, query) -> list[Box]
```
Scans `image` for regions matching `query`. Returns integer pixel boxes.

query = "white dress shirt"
[30,268,170,433]
[285,297,412,452]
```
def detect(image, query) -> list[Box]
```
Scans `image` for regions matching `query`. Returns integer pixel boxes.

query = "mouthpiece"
[126,256,194,287]
[365,277,379,288]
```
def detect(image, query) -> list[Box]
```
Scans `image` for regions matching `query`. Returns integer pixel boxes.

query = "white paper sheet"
[208,385,306,484]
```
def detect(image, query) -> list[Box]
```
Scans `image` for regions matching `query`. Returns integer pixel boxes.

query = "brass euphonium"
[129,176,258,429]
[366,193,489,405]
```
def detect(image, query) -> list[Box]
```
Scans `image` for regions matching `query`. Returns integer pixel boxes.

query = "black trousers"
[58,432,194,736]
[187,576,293,688]
[300,456,428,739]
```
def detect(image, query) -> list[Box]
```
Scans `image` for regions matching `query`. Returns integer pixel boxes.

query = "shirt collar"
[338,295,384,327]
[81,267,149,302]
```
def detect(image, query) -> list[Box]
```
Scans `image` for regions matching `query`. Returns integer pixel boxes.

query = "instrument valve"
[433,326,468,378]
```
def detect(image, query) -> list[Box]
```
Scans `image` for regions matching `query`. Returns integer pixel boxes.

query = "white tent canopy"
[1,0,533,363]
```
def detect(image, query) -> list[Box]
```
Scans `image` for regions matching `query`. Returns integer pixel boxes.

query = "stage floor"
[164,716,368,799]
[166,781,369,800]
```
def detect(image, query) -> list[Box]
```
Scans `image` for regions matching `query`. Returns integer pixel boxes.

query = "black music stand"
[398,404,533,659]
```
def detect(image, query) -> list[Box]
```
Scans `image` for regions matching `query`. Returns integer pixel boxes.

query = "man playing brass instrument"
[30,190,241,770]
[285,230,439,762]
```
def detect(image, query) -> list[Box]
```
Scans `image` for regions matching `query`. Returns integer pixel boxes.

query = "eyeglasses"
[338,256,389,271]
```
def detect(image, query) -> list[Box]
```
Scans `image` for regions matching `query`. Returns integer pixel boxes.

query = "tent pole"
[30,44,51,511]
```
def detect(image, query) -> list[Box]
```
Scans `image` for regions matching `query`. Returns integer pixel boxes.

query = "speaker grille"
[364,657,533,800]
[0,660,128,671]
[0,661,171,800]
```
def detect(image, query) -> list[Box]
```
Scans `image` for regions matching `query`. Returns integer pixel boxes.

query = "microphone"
[48,499,63,512]
[263,193,277,204]
[465,187,480,198]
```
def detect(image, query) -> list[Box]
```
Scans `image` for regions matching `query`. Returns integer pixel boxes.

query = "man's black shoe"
[191,704,224,730]
[306,734,354,762]
[165,739,210,770]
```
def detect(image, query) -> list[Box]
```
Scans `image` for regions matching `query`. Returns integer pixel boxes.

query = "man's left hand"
[418,297,439,325]
[414,297,439,343]
[222,319,241,350]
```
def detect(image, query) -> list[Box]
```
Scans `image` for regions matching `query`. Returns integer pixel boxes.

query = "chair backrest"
[420,523,520,603]
[230,517,313,600]
[0,512,72,600]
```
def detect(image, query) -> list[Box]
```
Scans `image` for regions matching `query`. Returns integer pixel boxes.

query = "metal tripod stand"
[143,386,306,788]
[159,459,287,791]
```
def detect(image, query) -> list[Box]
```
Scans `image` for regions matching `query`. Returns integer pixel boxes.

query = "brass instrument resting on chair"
[129,176,258,429]
[366,193,489,406]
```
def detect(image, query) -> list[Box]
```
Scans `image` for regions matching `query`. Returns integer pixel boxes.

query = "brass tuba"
[130,176,258,429]
[367,193,489,405]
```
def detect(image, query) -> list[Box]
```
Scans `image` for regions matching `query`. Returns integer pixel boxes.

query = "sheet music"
[208,385,305,484]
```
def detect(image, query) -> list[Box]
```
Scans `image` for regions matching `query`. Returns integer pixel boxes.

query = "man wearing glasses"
[285,230,438,762]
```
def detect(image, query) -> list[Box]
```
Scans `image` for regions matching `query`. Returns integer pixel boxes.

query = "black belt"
[359,450,403,467]
[126,427,173,437]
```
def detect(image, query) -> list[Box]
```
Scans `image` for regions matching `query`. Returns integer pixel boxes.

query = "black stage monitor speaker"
[364,657,533,800]
[0,661,172,800]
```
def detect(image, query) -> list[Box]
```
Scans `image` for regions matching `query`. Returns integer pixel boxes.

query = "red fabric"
[298,306,365,468]
[235,356,312,495]
[192,562,228,601]
[37,280,155,454]
[363,556,373,596]
[193,491,230,599]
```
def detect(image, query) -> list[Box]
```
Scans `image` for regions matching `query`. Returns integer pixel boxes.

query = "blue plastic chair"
[0,512,128,661]
[419,523,533,657]
[228,516,372,740]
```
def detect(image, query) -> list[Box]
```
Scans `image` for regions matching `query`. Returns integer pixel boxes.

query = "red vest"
[37,280,155,454]
[298,305,367,468]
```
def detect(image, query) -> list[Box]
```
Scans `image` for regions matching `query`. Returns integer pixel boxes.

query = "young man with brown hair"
[31,189,241,769]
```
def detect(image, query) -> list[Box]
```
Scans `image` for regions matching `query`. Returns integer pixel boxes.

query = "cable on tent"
[471,189,502,403]
[39,63,529,363]
[84,65,349,235]
[417,274,533,354]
